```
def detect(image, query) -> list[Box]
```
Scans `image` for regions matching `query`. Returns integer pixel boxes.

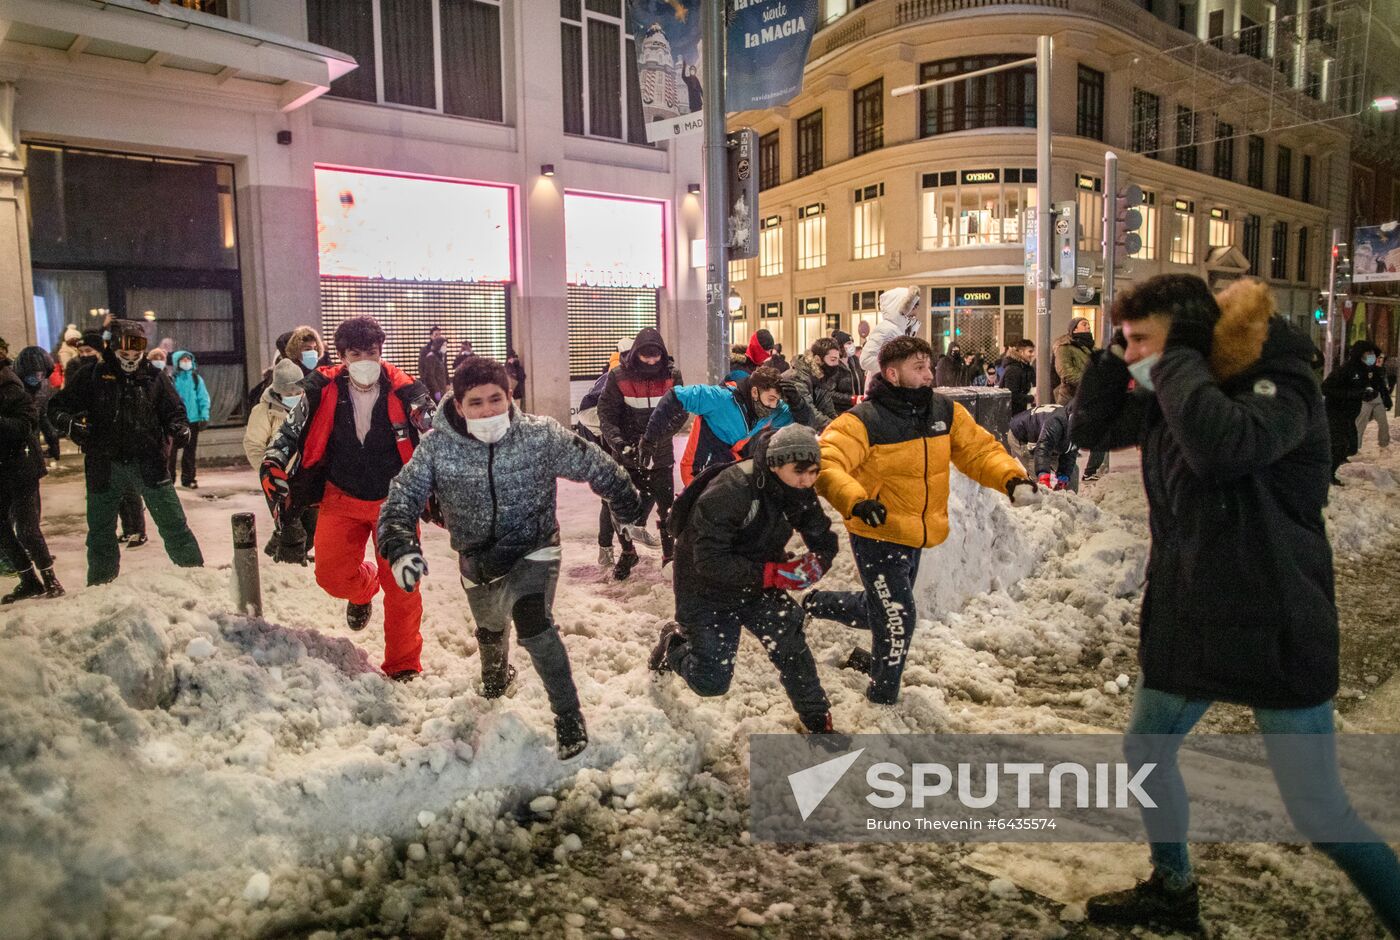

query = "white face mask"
[844,342,856,357]
[1128,352,1161,391]
[281,394,303,411]
[178,360,193,372]
[347,360,381,386]
[466,410,511,444]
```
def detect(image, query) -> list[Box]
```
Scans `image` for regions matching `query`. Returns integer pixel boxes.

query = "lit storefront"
[929,285,1027,358]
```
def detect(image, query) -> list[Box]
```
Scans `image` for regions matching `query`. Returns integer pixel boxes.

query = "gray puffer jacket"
[377,401,641,582]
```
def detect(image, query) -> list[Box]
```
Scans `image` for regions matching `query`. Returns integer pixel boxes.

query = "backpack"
[667,459,757,539]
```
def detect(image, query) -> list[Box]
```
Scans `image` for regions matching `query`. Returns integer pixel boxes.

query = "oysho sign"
[955,287,1001,306]
[961,169,1000,185]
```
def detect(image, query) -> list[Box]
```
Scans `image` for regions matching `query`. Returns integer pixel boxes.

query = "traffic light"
[1314,295,1327,322]
[1108,183,1145,271]
[1334,245,1352,294]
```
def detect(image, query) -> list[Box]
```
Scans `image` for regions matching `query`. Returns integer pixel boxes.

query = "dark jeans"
[0,480,53,572]
[804,532,923,705]
[669,592,829,724]
[1084,448,1107,477]
[168,424,200,485]
[86,460,203,585]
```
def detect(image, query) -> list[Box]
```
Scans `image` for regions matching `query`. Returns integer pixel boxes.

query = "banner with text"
[726,0,820,112]
[627,0,705,142]
[1353,224,1400,284]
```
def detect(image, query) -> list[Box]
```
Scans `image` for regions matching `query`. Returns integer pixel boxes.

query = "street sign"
[1051,200,1078,289]
[726,128,759,259]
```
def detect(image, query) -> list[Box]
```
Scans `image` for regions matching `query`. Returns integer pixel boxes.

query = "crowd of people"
[1,272,1397,934]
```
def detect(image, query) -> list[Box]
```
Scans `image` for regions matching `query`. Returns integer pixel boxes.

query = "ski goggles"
[113,332,149,353]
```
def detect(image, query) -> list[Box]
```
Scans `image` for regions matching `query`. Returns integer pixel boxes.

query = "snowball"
[565,912,586,927]
[529,795,558,815]
[417,811,436,828]
[1059,902,1087,923]
[185,637,216,660]
[242,871,271,904]
[406,843,427,862]
[1102,681,1121,696]
[1115,673,1130,690]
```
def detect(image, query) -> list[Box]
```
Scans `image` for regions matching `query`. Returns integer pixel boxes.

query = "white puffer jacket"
[859,287,921,374]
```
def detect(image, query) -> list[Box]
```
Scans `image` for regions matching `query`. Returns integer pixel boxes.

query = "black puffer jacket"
[670,431,838,614]
[1000,356,1036,415]
[0,359,45,486]
[1072,312,1336,709]
[48,351,188,490]
[831,354,864,413]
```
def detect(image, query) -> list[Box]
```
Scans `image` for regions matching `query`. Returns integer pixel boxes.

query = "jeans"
[1084,448,1107,477]
[0,480,53,572]
[802,533,922,705]
[670,592,829,726]
[1126,684,1400,933]
[86,460,203,585]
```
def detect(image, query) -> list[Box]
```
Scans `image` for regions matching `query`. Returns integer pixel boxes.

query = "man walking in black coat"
[0,337,63,602]
[48,320,203,585]
[1323,341,1383,483]
[999,338,1037,415]
[417,326,450,402]
[650,424,839,734]
[1071,276,1400,935]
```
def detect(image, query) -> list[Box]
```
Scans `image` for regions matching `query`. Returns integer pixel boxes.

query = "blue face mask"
[1364,354,1377,367]
[300,350,320,370]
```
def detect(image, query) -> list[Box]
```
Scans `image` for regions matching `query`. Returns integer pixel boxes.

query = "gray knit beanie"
[765,423,822,468]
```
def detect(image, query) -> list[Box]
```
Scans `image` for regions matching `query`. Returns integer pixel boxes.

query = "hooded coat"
[1070,279,1337,709]
[597,327,683,466]
[779,353,839,431]
[859,288,920,375]
[743,330,775,373]
[377,400,641,583]
[418,337,451,400]
[1000,355,1036,414]
[934,344,965,388]
[0,357,46,486]
[645,374,795,485]
[1052,329,1095,405]
[171,351,211,425]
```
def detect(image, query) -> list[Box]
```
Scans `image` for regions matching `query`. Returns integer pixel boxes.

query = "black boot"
[554,710,589,760]
[659,527,675,567]
[1,568,45,605]
[649,621,686,674]
[844,647,875,676]
[346,601,372,631]
[612,548,639,581]
[1086,870,1200,931]
[478,629,517,699]
[124,533,148,549]
[39,567,64,599]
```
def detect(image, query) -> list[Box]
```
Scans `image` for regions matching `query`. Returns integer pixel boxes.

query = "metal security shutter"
[567,285,659,379]
[320,276,510,374]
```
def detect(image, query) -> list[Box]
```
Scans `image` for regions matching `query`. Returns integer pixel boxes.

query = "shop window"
[1169,199,1196,265]
[852,289,881,336]
[759,216,785,277]
[797,203,827,270]
[920,55,1036,137]
[1076,175,1103,254]
[308,0,505,123]
[853,184,886,259]
[920,168,1036,249]
[1208,208,1233,249]
[797,297,827,352]
[759,301,784,349]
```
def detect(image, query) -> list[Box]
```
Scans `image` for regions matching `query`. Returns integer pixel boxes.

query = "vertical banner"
[726,0,820,111]
[627,0,705,142]
[726,128,759,259]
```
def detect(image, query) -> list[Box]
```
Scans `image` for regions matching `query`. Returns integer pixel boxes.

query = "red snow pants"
[314,483,423,675]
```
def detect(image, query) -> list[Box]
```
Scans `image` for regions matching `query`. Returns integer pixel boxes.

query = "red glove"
[1038,472,1054,489]
[260,461,290,518]
[762,552,826,590]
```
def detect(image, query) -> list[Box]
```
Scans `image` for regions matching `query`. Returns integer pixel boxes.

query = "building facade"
[0,0,707,456]
[727,0,1351,362]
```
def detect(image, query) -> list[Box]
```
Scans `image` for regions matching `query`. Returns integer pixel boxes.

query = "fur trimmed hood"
[1209,278,1278,383]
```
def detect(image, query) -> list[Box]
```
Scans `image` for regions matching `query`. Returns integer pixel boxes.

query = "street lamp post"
[702,0,730,384]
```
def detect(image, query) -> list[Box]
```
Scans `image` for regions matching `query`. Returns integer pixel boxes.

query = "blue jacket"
[171,351,211,424]
[645,378,793,485]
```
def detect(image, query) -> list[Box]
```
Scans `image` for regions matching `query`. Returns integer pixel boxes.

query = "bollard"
[232,512,263,618]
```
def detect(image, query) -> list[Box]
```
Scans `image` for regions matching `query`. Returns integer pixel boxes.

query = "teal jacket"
[171,351,211,424]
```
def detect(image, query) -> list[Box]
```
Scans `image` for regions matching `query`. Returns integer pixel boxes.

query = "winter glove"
[260,460,290,517]
[1007,478,1042,507]
[65,415,90,447]
[850,498,887,527]
[171,424,192,449]
[637,438,660,470]
[1164,309,1216,358]
[762,552,826,591]
[1056,475,1070,491]
[391,551,429,593]
[1037,472,1055,489]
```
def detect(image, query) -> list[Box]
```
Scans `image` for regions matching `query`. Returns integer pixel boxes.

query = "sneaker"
[124,534,148,549]
[623,524,660,549]
[555,710,589,760]
[1086,870,1200,931]
[598,546,615,567]
[346,601,372,631]
[649,621,686,674]
[843,647,874,676]
[612,549,639,582]
[482,664,518,699]
[387,669,420,683]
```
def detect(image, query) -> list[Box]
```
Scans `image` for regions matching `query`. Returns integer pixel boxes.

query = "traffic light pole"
[1034,35,1054,407]
[1324,226,1340,378]
[1100,151,1119,346]
[702,0,730,384]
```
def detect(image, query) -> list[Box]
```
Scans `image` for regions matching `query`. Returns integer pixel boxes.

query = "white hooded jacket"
[859,287,920,374]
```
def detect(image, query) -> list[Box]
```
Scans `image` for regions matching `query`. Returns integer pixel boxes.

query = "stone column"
[0,80,36,351]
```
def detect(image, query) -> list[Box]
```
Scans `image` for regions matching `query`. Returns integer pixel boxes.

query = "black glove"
[172,425,192,448]
[66,415,90,447]
[851,498,887,527]
[1165,311,1215,358]
[617,444,640,469]
[637,439,659,470]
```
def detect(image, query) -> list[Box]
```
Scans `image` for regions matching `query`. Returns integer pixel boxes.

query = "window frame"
[759,214,785,277]
[560,0,647,143]
[1168,198,1197,265]
[852,79,885,156]
[1132,89,1162,159]
[795,110,824,179]
[759,130,781,191]
[796,202,827,271]
[919,55,1036,138]
[1076,65,1105,141]
[852,182,887,260]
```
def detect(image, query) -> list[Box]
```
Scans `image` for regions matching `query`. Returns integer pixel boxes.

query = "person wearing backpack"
[649,424,840,734]
[169,350,211,488]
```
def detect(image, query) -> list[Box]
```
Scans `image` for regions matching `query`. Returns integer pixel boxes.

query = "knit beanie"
[63,324,81,344]
[271,357,305,396]
[765,423,822,468]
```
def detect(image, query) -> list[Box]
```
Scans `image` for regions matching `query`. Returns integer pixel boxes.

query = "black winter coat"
[1000,357,1036,415]
[671,432,838,615]
[831,354,864,412]
[1322,350,1387,462]
[597,327,682,467]
[1071,316,1337,709]
[0,360,45,487]
[49,352,189,491]
[418,340,450,400]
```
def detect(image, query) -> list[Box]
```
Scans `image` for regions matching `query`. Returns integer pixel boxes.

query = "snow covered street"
[4,436,1400,939]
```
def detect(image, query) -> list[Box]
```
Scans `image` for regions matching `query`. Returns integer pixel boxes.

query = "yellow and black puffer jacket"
[817,376,1026,549]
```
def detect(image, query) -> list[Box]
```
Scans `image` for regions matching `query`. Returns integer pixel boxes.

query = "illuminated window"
[919,169,1036,248]
[559,0,647,143]
[1130,191,1158,261]
[852,289,880,335]
[308,0,505,123]
[796,203,827,270]
[1169,199,1196,265]
[759,301,784,349]
[797,297,826,351]
[1208,208,1232,249]
[728,257,748,282]
[1076,174,1103,253]
[759,215,784,277]
[853,183,885,259]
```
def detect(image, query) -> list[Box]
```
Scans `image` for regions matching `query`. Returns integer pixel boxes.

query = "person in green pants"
[49,319,203,584]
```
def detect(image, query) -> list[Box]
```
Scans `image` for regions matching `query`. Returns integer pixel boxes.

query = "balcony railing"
[163,0,231,16]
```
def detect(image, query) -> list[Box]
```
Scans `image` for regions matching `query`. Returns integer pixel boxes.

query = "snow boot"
[843,647,875,676]
[346,601,372,631]
[1,568,44,605]
[478,628,517,699]
[598,546,615,567]
[613,548,639,581]
[554,710,589,760]
[40,567,64,599]
[1086,870,1200,932]
[649,621,686,674]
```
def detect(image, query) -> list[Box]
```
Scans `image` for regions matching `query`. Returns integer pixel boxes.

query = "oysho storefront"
[928,285,1028,358]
